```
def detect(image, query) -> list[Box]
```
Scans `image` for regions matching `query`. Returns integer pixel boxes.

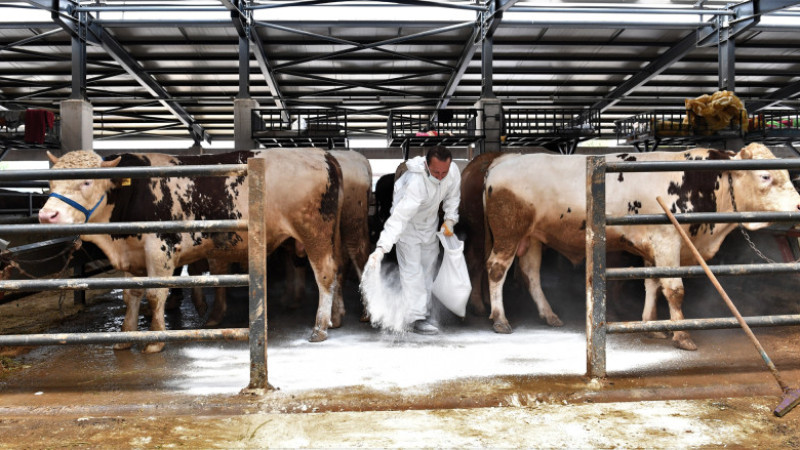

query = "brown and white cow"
[38,149,342,352]
[281,150,373,326]
[459,151,521,317]
[482,143,800,350]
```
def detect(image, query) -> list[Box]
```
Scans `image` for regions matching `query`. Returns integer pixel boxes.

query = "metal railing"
[586,156,800,378]
[0,160,270,391]
[502,108,600,153]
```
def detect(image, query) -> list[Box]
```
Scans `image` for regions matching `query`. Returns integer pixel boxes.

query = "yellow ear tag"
[121,178,131,186]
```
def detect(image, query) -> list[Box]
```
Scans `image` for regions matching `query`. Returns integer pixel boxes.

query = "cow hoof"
[492,322,513,334]
[112,343,132,351]
[330,315,343,329]
[544,315,564,327]
[142,342,165,354]
[309,329,328,342]
[673,337,697,351]
[360,311,370,323]
[205,316,221,327]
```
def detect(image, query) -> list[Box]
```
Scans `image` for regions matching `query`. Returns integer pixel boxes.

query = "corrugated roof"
[0,0,798,148]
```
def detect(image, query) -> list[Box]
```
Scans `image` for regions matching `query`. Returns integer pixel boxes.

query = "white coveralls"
[375,156,461,323]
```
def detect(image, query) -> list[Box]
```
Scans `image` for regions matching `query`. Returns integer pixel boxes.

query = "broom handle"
[655,196,789,392]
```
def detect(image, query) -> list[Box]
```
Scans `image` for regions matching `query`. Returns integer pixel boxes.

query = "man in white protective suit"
[368,146,461,335]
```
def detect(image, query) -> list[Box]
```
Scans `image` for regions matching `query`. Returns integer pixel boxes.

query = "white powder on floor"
[359,259,410,334]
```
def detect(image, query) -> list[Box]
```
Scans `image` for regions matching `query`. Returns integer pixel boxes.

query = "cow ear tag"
[121,178,131,186]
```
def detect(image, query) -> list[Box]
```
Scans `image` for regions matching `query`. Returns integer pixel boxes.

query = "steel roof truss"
[747,79,800,112]
[282,70,427,98]
[263,21,468,71]
[86,21,210,143]
[697,0,800,47]
[591,30,699,112]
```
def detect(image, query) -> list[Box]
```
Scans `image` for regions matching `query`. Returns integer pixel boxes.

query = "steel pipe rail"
[0,164,246,182]
[0,274,249,292]
[608,315,800,334]
[0,220,247,237]
[607,263,800,280]
[606,158,800,173]
[607,212,800,226]
[0,328,249,347]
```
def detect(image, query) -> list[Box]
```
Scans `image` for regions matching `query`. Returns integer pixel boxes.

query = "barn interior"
[1,0,800,446]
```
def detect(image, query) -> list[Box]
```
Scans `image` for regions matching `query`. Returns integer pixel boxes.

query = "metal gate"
[586,155,800,378]
[0,158,270,391]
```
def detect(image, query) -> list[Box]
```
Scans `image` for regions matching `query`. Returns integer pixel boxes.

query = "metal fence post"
[586,155,607,378]
[246,157,270,391]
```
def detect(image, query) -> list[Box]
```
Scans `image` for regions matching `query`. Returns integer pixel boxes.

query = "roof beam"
[223,1,288,116]
[250,30,290,119]
[262,21,466,71]
[747,79,800,112]
[87,21,211,143]
[436,0,518,110]
[590,30,698,112]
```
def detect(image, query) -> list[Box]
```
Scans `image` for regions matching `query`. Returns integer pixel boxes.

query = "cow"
[459,151,521,317]
[482,143,800,350]
[38,148,343,352]
[281,150,372,326]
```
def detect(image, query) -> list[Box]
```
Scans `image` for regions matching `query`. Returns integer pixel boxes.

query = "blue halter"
[48,192,106,223]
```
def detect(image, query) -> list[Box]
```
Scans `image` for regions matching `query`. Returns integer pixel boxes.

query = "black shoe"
[413,319,439,335]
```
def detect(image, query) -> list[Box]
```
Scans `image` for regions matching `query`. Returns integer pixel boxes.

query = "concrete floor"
[2,237,800,447]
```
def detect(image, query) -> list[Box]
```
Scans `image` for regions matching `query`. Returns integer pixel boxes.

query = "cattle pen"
[0,156,798,387]
[0,159,271,390]
[586,155,800,380]
[0,153,799,446]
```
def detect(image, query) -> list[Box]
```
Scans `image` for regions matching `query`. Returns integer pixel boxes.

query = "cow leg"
[306,250,337,343]
[143,287,168,353]
[486,248,516,334]
[205,259,231,327]
[653,241,696,350]
[642,273,667,339]
[113,287,144,351]
[465,240,488,317]
[517,240,563,327]
[331,263,346,329]
[281,243,306,311]
[187,260,209,319]
[659,277,695,350]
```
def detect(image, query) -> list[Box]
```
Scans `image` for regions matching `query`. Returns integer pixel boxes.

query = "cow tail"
[324,153,345,268]
[482,179,493,265]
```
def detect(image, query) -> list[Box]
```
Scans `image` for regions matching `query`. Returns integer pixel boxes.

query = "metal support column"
[481,34,494,99]
[71,9,88,100]
[586,155,607,379]
[246,157,271,392]
[718,16,735,92]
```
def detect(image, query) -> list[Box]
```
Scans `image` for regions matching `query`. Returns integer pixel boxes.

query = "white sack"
[432,232,471,318]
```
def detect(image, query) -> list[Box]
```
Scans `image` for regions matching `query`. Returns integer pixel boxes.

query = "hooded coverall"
[375,156,461,323]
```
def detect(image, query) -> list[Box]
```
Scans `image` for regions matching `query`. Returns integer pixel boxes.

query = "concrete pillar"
[59,99,93,154]
[474,97,503,154]
[234,98,260,151]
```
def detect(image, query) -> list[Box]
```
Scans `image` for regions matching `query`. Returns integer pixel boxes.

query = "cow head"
[38,150,121,224]
[730,143,800,230]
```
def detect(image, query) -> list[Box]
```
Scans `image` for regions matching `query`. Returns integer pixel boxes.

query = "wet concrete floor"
[1,245,800,447]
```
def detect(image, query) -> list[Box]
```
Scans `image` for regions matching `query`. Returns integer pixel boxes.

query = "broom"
[656,196,800,417]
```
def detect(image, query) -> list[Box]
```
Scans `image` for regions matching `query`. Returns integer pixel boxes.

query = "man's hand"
[367,248,385,269]
[441,219,455,237]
